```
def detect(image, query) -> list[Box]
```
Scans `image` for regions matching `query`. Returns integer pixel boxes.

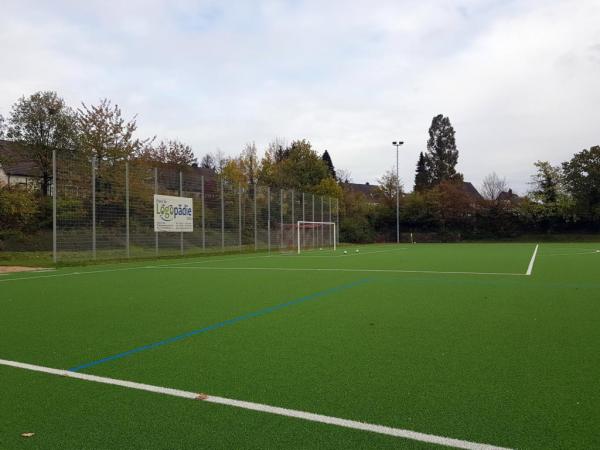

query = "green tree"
[313,177,342,199]
[321,150,336,179]
[529,161,563,204]
[0,186,40,231]
[77,99,149,165]
[562,146,600,220]
[259,139,328,191]
[280,140,329,190]
[424,114,462,185]
[413,152,430,192]
[0,114,5,138]
[7,91,77,195]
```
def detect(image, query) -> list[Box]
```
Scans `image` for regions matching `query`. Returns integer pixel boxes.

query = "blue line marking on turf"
[68,278,371,372]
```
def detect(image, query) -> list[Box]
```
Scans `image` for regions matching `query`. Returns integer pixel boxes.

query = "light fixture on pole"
[392,141,404,244]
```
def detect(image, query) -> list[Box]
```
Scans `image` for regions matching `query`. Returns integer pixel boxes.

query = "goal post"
[297,221,336,254]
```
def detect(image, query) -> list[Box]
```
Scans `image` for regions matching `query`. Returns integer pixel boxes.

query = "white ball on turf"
[319,247,323,251]
[343,250,347,254]
[356,249,359,253]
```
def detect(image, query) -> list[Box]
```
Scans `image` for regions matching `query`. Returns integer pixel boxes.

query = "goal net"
[296,221,336,254]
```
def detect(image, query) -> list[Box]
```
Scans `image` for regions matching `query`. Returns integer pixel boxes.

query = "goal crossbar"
[297,221,336,254]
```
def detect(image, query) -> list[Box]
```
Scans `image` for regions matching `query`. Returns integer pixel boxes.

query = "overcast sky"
[1,0,599,193]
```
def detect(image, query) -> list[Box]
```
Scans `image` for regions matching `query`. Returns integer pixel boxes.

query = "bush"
[0,186,40,231]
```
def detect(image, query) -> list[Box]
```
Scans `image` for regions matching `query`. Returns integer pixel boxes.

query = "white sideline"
[546,250,600,257]
[0,253,277,283]
[526,244,539,276]
[153,266,526,277]
[0,358,512,450]
[281,248,408,258]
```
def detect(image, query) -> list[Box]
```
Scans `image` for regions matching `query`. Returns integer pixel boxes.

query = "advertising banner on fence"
[154,195,194,232]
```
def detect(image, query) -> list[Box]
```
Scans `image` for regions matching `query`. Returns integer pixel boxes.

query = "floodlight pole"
[392,141,404,244]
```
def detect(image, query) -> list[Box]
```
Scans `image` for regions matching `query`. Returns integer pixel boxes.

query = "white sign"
[154,194,194,232]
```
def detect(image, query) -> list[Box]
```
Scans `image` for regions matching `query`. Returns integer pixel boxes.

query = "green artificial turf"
[1,243,599,449]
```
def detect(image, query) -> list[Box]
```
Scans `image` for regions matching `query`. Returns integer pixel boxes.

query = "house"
[459,181,484,202]
[0,140,42,189]
[497,189,521,203]
[343,182,383,204]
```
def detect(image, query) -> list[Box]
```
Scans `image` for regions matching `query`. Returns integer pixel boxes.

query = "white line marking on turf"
[526,244,539,276]
[0,254,278,283]
[152,266,526,277]
[545,250,600,257]
[283,248,409,258]
[0,266,145,283]
[0,358,512,450]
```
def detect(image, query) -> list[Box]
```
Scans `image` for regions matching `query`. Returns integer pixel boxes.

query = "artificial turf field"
[1,242,599,449]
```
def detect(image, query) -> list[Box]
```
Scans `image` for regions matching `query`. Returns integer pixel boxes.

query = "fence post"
[291,190,295,252]
[267,186,271,254]
[180,171,183,256]
[221,178,225,252]
[328,196,332,247]
[312,194,315,249]
[238,183,242,251]
[253,183,257,251]
[280,189,283,250]
[336,198,339,246]
[92,156,96,260]
[52,150,57,263]
[201,175,205,251]
[125,161,130,258]
[320,196,324,247]
[154,167,158,256]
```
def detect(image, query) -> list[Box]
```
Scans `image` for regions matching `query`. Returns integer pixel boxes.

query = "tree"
[0,185,40,231]
[267,137,288,163]
[138,140,197,168]
[436,180,474,235]
[377,168,403,207]
[259,139,328,190]
[280,140,329,190]
[221,158,246,184]
[240,142,260,185]
[313,177,342,199]
[529,161,562,204]
[413,152,430,192]
[7,91,77,195]
[212,149,229,174]
[321,150,336,179]
[77,99,149,164]
[481,172,508,200]
[200,154,216,171]
[336,168,352,183]
[562,146,600,219]
[0,114,5,138]
[424,114,462,185]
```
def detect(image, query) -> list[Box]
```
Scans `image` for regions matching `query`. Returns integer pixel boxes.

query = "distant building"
[497,189,521,203]
[0,140,42,189]
[343,182,383,204]
[459,182,484,202]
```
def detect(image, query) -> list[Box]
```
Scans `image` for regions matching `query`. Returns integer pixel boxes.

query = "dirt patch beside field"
[0,266,52,274]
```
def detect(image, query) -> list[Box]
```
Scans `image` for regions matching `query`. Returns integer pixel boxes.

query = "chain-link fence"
[52,151,339,262]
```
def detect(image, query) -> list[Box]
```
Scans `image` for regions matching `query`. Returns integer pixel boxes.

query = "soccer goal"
[297,221,336,254]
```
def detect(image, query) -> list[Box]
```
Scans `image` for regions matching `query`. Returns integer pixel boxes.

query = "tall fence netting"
[53,153,339,262]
